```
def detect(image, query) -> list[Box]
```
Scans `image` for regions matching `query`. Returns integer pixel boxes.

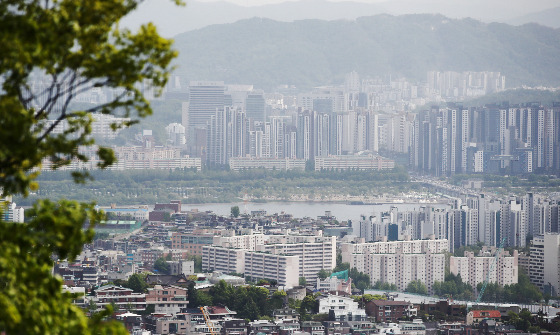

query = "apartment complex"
[341,238,447,292]
[202,234,336,288]
[411,103,560,175]
[212,233,265,250]
[202,246,245,274]
[244,252,300,288]
[258,235,336,280]
[229,157,306,171]
[449,249,518,289]
[314,154,395,171]
[42,145,202,171]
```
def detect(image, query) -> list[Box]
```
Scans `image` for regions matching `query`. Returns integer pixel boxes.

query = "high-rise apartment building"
[202,234,336,287]
[410,103,560,176]
[340,238,447,292]
[529,234,560,295]
[450,249,518,289]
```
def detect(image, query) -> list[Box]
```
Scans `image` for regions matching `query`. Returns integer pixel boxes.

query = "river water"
[182,201,449,223]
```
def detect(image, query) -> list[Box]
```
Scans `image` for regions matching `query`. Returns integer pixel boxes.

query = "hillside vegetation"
[174,14,560,90]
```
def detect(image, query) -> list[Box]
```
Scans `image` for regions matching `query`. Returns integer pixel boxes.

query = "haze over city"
[122,0,560,37]
[3,0,560,334]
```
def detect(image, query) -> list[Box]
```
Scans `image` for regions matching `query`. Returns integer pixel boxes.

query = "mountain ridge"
[507,6,560,28]
[121,0,560,37]
[172,14,560,90]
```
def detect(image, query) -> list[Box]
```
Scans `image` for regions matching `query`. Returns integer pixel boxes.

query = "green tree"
[196,291,213,307]
[270,290,286,310]
[209,280,234,307]
[187,254,203,273]
[240,299,260,321]
[360,294,386,302]
[299,293,319,321]
[154,257,171,274]
[299,276,307,286]
[86,299,98,316]
[230,205,240,218]
[349,267,371,292]
[126,274,148,293]
[305,159,315,171]
[317,269,330,279]
[405,280,428,295]
[0,0,179,333]
[433,273,473,301]
[373,281,398,291]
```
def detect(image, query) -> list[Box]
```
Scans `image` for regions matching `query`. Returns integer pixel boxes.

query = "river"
[181,201,449,223]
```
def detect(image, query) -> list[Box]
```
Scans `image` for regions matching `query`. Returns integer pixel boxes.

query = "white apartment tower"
[340,238,447,293]
[530,234,560,296]
[450,249,518,289]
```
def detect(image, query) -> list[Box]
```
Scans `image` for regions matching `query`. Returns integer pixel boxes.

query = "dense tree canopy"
[373,281,398,291]
[154,257,171,275]
[188,280,282,320]
[0,0,179,333]
[477,269,542,304]
[405,280,428,295]
[433,273,474,301]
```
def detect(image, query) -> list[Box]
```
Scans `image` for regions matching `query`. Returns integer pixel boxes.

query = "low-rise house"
[417,300,465,319]
[376,322,402,335]
[346,320,376,334]
[318,294,367,321]
[220,318,248,335]
[248,320,278,334]
[400,319,426,335]
[323,321,350,335]
[366,300,416,323]
[466,310,501,325]
[145,274,190,287]
[115,312,143,333]
[286,286,307,301]
[273,308,300,322]
[316,271,352,295]
[144,313,190,335]
[276,320,301,335]
[182,306,238,334]
[301,321,325,335]
[438,322,467,335]
[94,285,146,312]
[146,284,188,315]
[62,285,87,309]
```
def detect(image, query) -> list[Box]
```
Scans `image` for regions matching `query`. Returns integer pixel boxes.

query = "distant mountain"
[172,14,560,90]
[377,0,560,24]
[507,6,560,28]
[121,0,560,37]
[121,0,386,37]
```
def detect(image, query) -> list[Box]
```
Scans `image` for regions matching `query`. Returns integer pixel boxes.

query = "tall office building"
[187,81,225,131]
[245,90,266,123]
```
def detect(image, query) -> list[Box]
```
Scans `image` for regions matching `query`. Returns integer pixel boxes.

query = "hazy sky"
[193,0,559,9]
[123,0,560,37]
[197,0,383,5]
